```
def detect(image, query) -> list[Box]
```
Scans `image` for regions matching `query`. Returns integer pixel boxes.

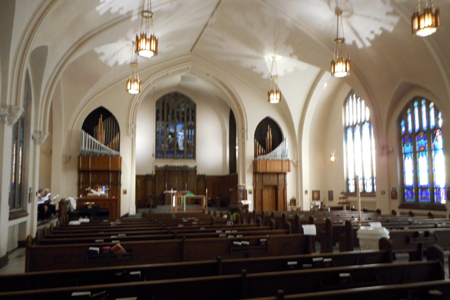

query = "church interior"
[2,0,450,297]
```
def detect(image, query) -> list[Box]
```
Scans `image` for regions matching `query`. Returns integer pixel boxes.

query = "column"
[0,109,13,259]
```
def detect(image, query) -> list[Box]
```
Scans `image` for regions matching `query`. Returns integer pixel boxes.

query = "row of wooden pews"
[26,212,313,272]
[249,209,450,259]
[1,209,447,299]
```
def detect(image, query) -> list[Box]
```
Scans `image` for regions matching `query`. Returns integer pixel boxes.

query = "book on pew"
[89,247,100,256]
[90,290,107,300]
[287,261,298,270]
[71,291,91,298]
[111,243,126,255]
[312,257,324,268]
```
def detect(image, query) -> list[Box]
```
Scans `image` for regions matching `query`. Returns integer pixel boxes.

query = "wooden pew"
[26,233,313,272]
[41,225,273,239]
[246,280,450,300]
[0,248,394,292]
[3,260,444,299]
[36,229,290,245]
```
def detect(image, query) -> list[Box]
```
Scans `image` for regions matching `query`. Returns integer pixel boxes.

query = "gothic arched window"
[399,98,445,206]
[344,92,376,194]
[10,116,25,210]
[155,92,196,159]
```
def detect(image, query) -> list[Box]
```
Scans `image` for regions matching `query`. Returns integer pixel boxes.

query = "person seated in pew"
[87,185,108,196]
[43,188,58,219]
[37,188,47,220]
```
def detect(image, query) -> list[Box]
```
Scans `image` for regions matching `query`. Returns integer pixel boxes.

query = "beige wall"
[39,106,52,190]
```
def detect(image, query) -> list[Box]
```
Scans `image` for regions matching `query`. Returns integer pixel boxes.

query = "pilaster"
[28,131,47,237]
[0,115,13,257]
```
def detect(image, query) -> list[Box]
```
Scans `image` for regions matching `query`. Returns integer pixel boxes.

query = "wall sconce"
[330,154,336,163]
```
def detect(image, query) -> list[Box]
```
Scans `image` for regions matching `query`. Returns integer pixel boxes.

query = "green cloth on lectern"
[182,192,195,209]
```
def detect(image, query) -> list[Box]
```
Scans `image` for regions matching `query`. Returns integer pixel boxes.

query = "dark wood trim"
[0,253,8,270]
[17,240,27,248]
[399,202,447,211]
[9,210,29,221]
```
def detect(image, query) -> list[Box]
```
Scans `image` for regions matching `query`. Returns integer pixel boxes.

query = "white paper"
[369,222,382,228]
[302,224,317,236]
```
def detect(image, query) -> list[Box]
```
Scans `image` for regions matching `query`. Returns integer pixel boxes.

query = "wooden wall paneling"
[155,170,164,205]
[253,160,290,211]
[78,156,90,171]
[136,175,146,208]
[78,156,122,203]
[197,175,206,197]
[221,174,238,197]
[147,175,154,198]
[189,172,197,194]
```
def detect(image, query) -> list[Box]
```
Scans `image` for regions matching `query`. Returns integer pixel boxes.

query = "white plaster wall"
[61,82,134,216]
[39,107,52,189]
[319,87,390,212]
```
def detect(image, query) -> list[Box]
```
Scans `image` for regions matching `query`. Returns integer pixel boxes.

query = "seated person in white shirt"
[88,185,106,196]
[37,188,48,220]
[44,188,57,218]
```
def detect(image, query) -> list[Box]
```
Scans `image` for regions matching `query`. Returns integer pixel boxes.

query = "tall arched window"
[344,92,376,194]
[155,92,196,159]
[10,116,25,211]
[398,98,445,206]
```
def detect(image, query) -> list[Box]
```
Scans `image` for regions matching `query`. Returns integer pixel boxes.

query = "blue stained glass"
[403,136,414,188]
[407,109,412,133]
[401,120,405,134]
[419,188,430,203]
[167,124,175,151]
[430,103,435,129]
[403,133,415,202]
[414,101,419,132]
[404,188,415,202]
[422,100,427,130]
[433,130,446,203]
[416,133,430,202]
[438,112,442,128]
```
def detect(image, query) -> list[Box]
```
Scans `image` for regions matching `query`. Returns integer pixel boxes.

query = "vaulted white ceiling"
[6,0,450,136]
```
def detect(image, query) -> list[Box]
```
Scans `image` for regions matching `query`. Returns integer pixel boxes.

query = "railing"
[256,138,289,160]
[80,130,119,156]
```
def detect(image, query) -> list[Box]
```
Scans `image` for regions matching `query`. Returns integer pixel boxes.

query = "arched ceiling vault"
[6,0,450,143]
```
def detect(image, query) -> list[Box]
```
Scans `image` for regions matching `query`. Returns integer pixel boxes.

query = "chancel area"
[2,0,450,298]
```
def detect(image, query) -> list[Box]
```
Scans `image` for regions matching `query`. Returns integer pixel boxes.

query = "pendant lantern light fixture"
[268,56,281,104]
[331,7,350,78]
[126,42,141,94]
[411,0,440,37]
[135,0,158,58]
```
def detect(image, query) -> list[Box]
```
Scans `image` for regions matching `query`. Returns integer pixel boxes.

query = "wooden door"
[262,186,277,211]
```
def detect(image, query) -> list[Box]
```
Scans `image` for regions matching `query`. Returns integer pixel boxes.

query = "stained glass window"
[155,92,196,159]
[10,116,25,210]
[398,98,445,205]
[344,92,376,194]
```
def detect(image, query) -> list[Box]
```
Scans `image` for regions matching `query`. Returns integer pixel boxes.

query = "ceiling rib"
[190,0,223,53]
